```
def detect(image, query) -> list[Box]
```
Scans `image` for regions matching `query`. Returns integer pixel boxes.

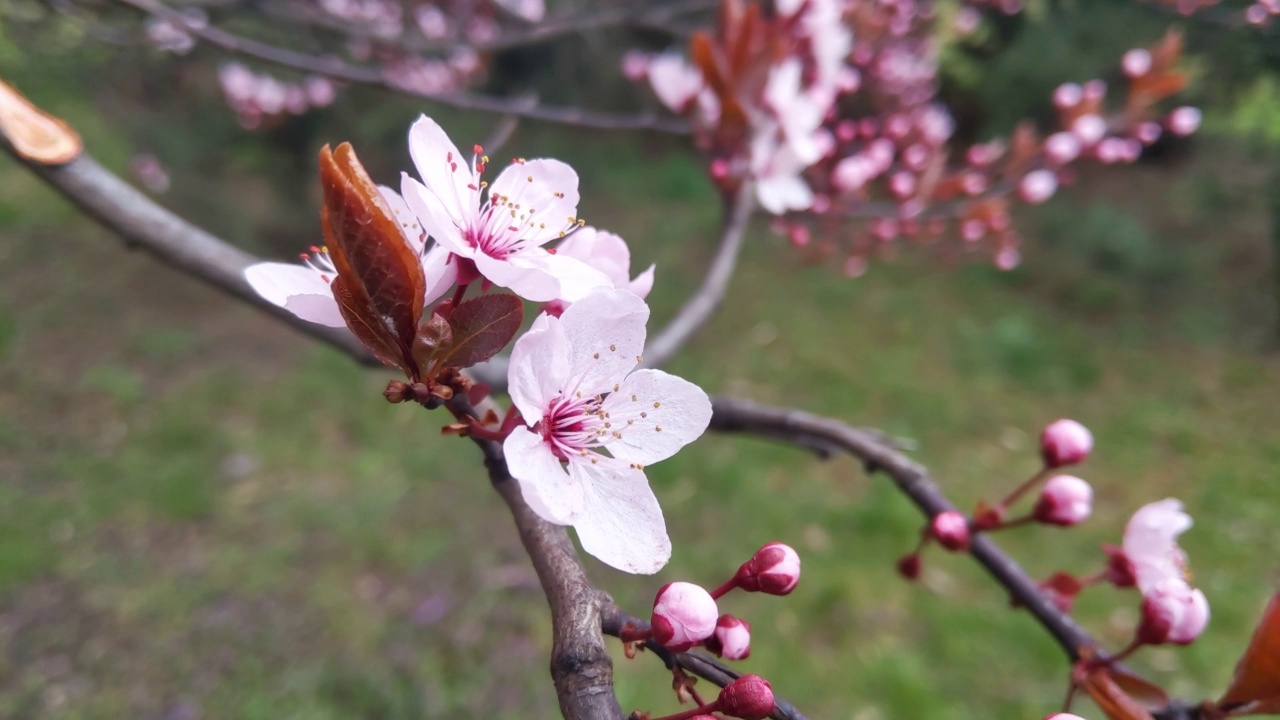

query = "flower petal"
[244,262,345,327]
[629,264,656,299]
[378,184,427,250]
[556,227,631,286]
[421,244,458,305]
[487,158,580,249]
[601,368,711,464]
[407,115,473,224]
[569,459,670,574]
[473,248,563,302]
[559,288,648,396]
[401,174,471,257]
[505,426,584,526]
[507,312,570,423]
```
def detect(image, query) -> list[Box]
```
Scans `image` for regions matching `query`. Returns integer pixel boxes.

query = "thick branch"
[707,396,1097,660]
[2,141,381,366]
[641,183,755,370]
[112,0,691,134]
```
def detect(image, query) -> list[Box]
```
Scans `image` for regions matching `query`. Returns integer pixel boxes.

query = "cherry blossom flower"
[1123,498,1193,593]
[931,510,970,551]
[502,289,712,573]
[543,227,655,315]
[706,614,752,660]
[751,126,815,214]
[648,52,705,113]
[400,116,611,303]
[733,542,802,595]
[652,582,719,651]
[245,186,456,327]
[1040,419,1093,467]
[1138,576,1210,645]
[1033,475,1093,526]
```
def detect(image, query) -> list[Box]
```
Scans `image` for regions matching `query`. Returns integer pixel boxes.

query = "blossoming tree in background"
[4,0,1280,718]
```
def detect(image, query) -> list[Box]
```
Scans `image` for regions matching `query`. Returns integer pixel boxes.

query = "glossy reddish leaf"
[437,294,524,369]
[319,143,426,379]
[1218,590,1280,716]
[1079,665,1158,720]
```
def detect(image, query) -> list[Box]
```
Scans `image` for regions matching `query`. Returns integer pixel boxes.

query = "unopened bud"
[651,582,718,652]
[716,674,775,720]
[1045,132,1082,165]
[704,614,752,660]
[735,542,801,595]
[1033,475,1093,526]
[1103,544,1137,587]
[1044,714,1089,720]
[1071,114,1108,146]
[1053,82,1083,109]
[1138,578,1210,645]
[1122,48,1152,78]
[1018,170,1058,204]
[930,510,970,552]
[897,552,921,580]
[1168,106,1201,136]
[384,380,411,403]
[1040,419,1093,468]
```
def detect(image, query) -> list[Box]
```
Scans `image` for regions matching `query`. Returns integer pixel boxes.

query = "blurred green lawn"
[3,112,1280,720]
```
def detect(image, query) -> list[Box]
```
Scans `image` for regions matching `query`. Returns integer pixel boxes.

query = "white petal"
[506,312,569,423]
[570,459,670,574]
[600,369,711,464]
[422,245,458,306]
[756,174,813,214]
[378,184,427,250]
[244,263,345,327]
[556,227,632,287]
[505,426,584,526]
[401,174,471,257]
[487,158,580,249]
[628,264,656,299]
[648,53,703,112]
[559,288,648,396]
[407,115,474,224]
[542,254,614,302]
[473,249,563,302]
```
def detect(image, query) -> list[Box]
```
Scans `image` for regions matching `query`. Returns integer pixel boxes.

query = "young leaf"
[1217,590,1280,716]
[319,142,426,379]
[1078,665,1158,720]
[437,294,524,369]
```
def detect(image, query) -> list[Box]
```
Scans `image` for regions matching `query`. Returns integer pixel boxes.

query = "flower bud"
[1102,544,1137,587]
[1053,82,1083,109]
[1040,419,1093,468]
[1018,170,1058,204]
[930,510,970,552]
[1044,715,1089,720]
[1071,114,1107,146]
[651,582,719,652]
[896,553,921,580]
[1033,475,1093,526]
[1138,578,1210,645]
[1122,48,1152,78]
[1168,106,1202,136]
[1045,132,1082,165]
[735,542,801,595]
[716,674,775,720]
[704,614,752,660]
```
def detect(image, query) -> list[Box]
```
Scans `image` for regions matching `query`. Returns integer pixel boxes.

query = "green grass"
[2,126,1280,720]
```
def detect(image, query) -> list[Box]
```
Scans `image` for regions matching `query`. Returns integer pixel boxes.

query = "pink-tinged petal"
[473,249,562,302]
[756,173,814,214]
[401,174,472,257]
[648,52,703,112]
[541,254,614,302]
[1124,498,1193,593]
[407,115,474,223]
[556,227,631,286]
[421,245,458,305]
[507,313,570,423]
[601,368,712,464]
[505,426,585,525]
[628,264,656,299]
[487,158,580,249]
[244,262,345,327]
[569,459,670,574]
[378,184,427,249]
[559,288,648,396]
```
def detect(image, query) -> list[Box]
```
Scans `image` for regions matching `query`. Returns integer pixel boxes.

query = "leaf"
[0,78,82,165]
[437,294,524,369]
[412,312,454,371]
[319,143,426,379]
[1218,590,1280,716]
[1079,665,1158,720]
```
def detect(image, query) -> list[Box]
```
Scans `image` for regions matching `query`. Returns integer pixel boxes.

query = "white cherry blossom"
[244,186,456,326]
[503,289,712,573]
[400,115,611,303]
[544,227,654,314]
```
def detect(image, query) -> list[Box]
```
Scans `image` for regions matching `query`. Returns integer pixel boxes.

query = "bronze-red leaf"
[1218,590,1280,716]
[438,294,524,370]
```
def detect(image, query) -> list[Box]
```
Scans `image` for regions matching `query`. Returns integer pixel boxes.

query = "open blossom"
[400,116,611,303]
[544,227,654,315]
[1123,498,1193,593]
[244,186,456,326]
[648,52,704,112]
[503,289,712,573]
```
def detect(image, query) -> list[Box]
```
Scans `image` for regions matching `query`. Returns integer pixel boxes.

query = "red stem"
[709,578,738,600]
[997,466,1052,509]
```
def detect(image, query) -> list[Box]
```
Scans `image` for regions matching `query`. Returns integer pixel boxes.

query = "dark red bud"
[716,674,775,720]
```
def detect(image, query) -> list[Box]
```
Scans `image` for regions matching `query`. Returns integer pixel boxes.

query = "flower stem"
[709,579,737,600]
[998,466,1051,509]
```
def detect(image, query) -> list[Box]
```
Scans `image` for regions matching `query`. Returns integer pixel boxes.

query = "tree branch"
[707,396,1098,661]
[641,183,755,370]
[110,0,692,134]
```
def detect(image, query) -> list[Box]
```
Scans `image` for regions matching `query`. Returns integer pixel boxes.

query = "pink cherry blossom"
[502,289,712,574]
[245,186,456,327]
[648,52,704,112]
[1040,418,1093,467]
[1044,715,1089,720]
[706,614,752,660]
[1018,170,1058,204]
[651,582,719,651]
[544,227,655,315]
[734,542,801,595]
[1123,498,1193,593]
[1033,475,1093,526]
[1168,106,1202,136]
[751,127,816,214]
[931,510,970,551]
[1138,576,1210,645]
[1045,132,1082,165]
[1122,48,1153,78]
[400,116,611,303]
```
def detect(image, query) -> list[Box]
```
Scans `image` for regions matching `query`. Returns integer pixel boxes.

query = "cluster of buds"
[626,543,799,718]
[899,418,1095,578]
[633,0,1200,274]
[218,63,337,129]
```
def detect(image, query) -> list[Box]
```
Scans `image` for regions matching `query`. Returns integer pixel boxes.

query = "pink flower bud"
[1053,82,1083,109]
[1033,475,1093,526]
[621,50,650,81]
[651,582,719,651]
[1138,578,1210,645]
[1137,121,1163,145]
[1168,106,1202,136]
[930,511,970,552]
[716,674,775,720]
[735,542,801,595]
[1045,132,1082,165]
[704,614,752,660]
[1071,114,1108,146]
[1040,419,1093,468]
[1018,169,1058,204]
[995,247,1022,271]
[1122,48,1152,78]
[1083,79,1107,102]
[897,553,921,580]
[1044,715,1089,720]
[1103,544,1137,587]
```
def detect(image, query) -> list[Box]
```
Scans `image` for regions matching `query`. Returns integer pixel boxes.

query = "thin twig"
[642,183,756,370]
[111,0,692,134]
